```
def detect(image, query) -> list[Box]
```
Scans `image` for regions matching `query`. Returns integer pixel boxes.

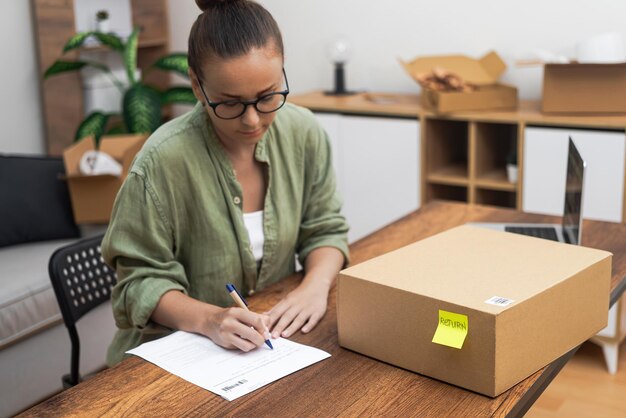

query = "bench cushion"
[0,239,76,348]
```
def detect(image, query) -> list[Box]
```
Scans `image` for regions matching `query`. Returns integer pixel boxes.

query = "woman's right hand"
[205,307,271,352]
[152,290,271,352]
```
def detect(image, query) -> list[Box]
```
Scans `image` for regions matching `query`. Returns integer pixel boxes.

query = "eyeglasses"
[199,68,290,120]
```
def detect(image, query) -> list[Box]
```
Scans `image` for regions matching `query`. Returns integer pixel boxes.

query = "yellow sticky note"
[432,309,468,349]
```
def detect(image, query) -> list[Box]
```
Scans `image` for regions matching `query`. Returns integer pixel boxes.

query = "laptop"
[471,137,586,245]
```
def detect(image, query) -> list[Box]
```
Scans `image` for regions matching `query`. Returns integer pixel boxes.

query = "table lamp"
[324,36,357,96]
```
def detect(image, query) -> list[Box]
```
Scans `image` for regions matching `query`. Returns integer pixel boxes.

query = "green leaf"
[93,32,124,51]
[62,32,94,53]
[123,84,162,134]
[75,112,110,148]
[106,124,127,135]
[161,86,197,105]
[44,60,88,78]
[123,27,140,85]
[152,53,190,78]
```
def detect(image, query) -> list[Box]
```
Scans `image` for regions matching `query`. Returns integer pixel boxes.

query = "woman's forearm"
[302,246,345,289]
[151,290,220,334]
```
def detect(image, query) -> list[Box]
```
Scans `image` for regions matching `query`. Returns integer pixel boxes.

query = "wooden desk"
[21,202,626,417]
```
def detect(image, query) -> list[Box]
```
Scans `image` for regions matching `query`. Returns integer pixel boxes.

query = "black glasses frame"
[199,68,290,120]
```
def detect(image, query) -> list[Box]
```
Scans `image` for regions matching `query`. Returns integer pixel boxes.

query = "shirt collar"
[193,103,270,165]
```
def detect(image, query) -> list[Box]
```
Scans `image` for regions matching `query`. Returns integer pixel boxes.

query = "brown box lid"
[400,51,507,86]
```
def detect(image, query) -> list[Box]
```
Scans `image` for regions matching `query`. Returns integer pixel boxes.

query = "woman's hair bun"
[196,0,239,12]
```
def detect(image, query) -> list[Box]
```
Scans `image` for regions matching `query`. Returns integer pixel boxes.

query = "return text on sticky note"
[432,309,468,349]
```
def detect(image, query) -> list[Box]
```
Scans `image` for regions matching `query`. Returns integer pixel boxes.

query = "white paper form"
[127,331,330,401]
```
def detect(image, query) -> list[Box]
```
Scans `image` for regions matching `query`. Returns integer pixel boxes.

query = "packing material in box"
[400,51,518,113]
[62,134,147,224]
[337,225,611,396]
[542,63,626,114]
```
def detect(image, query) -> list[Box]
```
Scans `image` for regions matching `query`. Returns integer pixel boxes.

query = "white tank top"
[242,210,264,262]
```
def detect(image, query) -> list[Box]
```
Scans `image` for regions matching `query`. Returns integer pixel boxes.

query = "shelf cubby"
[425,119,469,185]
[473,122,518,190]
[473,188,517,209]
[427,184,468,203]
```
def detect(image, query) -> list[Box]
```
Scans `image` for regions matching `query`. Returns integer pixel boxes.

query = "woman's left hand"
[268,246,345,339]
[266,278,330,339]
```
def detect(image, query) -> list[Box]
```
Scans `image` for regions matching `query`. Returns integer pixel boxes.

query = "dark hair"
[189,0,284,79]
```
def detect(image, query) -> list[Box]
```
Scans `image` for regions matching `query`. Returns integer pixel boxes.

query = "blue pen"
[226,284,274,350]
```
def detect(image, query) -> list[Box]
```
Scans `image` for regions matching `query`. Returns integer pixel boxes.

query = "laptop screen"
[562,138,586,245]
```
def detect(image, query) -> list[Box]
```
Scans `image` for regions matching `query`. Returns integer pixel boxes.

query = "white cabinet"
[315,113,420,242]
[523,127,625,222]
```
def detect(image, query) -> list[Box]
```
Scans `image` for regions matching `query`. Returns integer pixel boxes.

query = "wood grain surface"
[290,91,626,129]
[20,202,626,417]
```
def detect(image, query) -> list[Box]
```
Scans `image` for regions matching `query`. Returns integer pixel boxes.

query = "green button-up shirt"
[102,102,349,365]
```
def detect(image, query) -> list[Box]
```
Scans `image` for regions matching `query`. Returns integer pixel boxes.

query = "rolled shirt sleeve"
[102,172,187,332]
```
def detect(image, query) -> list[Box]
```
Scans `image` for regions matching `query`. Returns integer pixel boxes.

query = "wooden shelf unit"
[290,91,626,219]
[32,0,171,156]
[423,117,520,208]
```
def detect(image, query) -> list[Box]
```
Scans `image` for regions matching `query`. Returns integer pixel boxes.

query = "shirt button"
[233,196,241,205]
[248,289,255,296]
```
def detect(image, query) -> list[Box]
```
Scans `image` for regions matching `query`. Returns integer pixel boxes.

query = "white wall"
[168,0,626,100]
[5,0,626,154]
[0,0,45,154]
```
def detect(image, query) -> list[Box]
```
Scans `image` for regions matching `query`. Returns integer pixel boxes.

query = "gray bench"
[0,155,116,416]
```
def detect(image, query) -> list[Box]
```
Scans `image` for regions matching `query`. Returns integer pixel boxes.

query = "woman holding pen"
[102,0,349,365]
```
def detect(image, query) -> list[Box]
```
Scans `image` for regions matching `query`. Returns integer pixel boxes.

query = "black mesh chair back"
[48,234,116,387]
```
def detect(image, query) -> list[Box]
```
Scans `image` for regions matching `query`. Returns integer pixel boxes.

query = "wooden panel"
[131,0,168,45]
[33,0,172,155]
[137,46,170,90]
[32,0,83,156]
[290,91,626,129]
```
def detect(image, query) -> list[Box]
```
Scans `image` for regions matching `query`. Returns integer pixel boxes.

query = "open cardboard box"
[337,225,611,396]
[400,51,518,113]
[62,134,147,224]
[542,63,626,114]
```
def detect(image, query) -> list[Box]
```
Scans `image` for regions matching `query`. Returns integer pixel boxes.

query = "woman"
[103,0,349,365]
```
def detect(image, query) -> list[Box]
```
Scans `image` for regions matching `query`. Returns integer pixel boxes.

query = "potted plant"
[44,27,196,149]
[43,28,196,222]
[95,10,110,33]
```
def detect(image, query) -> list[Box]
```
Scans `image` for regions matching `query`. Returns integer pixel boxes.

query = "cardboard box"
[62,134,147,224]
[401,51,518,113]
[337,225,611,396]
[542,63,626,114]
